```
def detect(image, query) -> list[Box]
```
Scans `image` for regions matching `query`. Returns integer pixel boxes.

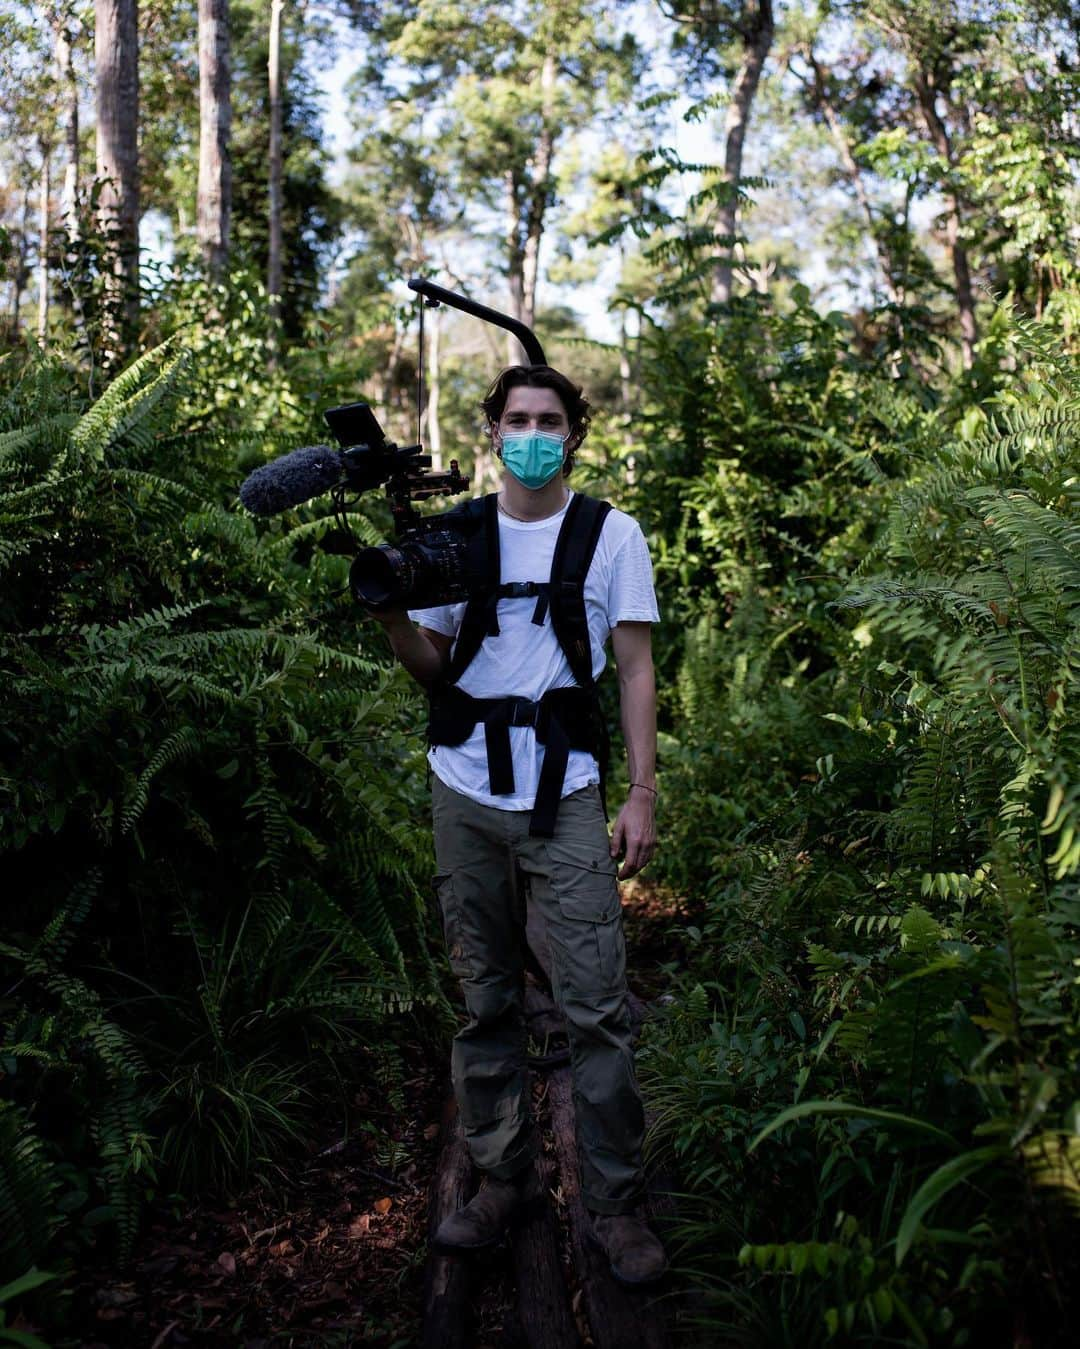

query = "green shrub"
[637,311,1080,1346]
[0,341,440,1287]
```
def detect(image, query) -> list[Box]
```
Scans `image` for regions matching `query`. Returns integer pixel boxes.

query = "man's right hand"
[365,608,451,685]
[365,606,412,632]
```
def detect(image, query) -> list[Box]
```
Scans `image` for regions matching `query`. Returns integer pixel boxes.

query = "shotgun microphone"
[238,444,347,516]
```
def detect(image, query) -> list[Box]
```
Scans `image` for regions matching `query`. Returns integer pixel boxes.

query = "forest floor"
[60,880,689,1349]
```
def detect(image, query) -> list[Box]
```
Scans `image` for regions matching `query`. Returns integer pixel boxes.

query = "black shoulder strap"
[442,491,611,690]
[549,493,612,689]
[444,494,500,686]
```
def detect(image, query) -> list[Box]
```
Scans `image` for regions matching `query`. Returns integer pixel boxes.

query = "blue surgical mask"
[499,430,567,490]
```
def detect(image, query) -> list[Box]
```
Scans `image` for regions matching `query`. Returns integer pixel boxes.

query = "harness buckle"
[506,696,539,728]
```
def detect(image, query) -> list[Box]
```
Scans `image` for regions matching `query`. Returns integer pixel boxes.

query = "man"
[370,363,666,1285]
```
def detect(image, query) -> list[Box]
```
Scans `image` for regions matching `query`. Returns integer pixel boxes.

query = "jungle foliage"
[2,0,1079,1343]
[633,295,1080,1344]
[0,340,442,1292]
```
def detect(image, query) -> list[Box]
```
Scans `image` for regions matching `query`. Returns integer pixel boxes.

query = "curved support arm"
[407,277,547,366]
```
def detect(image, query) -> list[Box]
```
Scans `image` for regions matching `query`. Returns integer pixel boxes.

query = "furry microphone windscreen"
[239,445,345,515]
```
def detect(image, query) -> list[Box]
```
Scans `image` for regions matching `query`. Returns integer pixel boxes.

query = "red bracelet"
[629,783,657,797]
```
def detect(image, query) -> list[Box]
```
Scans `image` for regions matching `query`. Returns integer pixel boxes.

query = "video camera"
[324,401,476,611]
[239,278,549,612]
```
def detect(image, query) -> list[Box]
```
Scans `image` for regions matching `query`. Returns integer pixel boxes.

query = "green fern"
[68,340,189,467]
[0,1104,61,1281]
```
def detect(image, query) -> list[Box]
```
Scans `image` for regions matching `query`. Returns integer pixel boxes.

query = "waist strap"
[428,685,606,838]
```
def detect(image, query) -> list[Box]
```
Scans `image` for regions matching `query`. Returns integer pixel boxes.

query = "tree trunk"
[914,71,977,368]
[618,300,637,481]
[547,1067,672,1348]
[95,0,140,357]
[267,0,284,350]
[421,1094,474,1349]
[13,188,31,333]
[505,170,526,364]
[52,8,79,240]
[382,319,413,443]
[509,1150,582,1349]
[427,303,442,470]
[805,50,902,306]
[51,7,89,343]
[713,0,774,305]
[37,144,51,343]
[197,0,231,278]
[520,53,556,344]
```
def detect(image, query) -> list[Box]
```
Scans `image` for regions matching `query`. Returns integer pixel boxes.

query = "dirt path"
[420,978,678,1349]
[64,882,686,1348]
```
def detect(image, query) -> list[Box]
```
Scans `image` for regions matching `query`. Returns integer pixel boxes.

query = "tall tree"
[339,92,462,434]
[793,0,1076,366]
[715,0,774,304]
[661,0,776,304]
[196,0,231,277]
[131,0,338,339]
[0,5,72,341]
[95,0,140,353]
[267,0,283,345]
[50,3,80,241]
[365,0,642,353]
[793,44,905,308]
[868,1,980,366]
[36,137,50,341]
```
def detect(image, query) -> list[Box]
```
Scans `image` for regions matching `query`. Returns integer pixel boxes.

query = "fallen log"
[421,1093,475,1349]
[626,988,651,1036]
[547,1065,672,1349]
[510,1150,582,1349]
[525,895,555,992]
[623,991,680,1233]
[525,976,566,1041]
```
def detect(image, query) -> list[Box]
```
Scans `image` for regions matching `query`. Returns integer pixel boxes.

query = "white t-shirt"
[409,491,659,811]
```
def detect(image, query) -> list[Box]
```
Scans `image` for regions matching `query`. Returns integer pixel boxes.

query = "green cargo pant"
[431,775,645,1215]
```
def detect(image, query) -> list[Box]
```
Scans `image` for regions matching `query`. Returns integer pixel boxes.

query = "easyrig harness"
[426,491,613,839]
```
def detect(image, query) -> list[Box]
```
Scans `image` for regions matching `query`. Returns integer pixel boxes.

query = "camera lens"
[351,546,408,608]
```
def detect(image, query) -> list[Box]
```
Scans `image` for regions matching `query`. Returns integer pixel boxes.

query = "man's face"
[495,386,572,448]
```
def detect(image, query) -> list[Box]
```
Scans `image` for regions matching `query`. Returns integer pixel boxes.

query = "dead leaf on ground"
[137,1255,180,1277]
[373,1197,392,1215]
[217,1251,237,1276]
[149,1318,180,1349]
[96,1286,138,1307]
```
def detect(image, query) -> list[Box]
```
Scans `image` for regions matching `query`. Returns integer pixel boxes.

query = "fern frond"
[32,866,103,969]
[68,340,189,466]
[120,727,203,836]
[0,1102,62,1279]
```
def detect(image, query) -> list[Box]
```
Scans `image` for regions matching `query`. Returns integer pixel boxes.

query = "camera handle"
[407,278,547,496]
[407,278,547,366]
[329,279,545,548]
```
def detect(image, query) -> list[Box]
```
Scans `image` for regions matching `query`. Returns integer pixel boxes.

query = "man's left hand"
[610,789,657,881]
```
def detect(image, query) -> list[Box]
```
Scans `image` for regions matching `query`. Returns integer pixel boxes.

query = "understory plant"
[0,342,441,1300]
[636,310,1080,1346]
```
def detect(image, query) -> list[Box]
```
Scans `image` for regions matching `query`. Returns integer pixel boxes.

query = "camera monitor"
[324,402,388,451]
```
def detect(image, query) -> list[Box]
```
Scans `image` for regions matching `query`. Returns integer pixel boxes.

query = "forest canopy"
[2,0,1079,1344]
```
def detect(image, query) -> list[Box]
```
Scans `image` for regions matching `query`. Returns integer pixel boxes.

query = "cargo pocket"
[544,843,625,991]
[433,872,472,980]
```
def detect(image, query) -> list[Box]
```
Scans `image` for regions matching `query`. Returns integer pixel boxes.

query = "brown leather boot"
[590,1213,668,1286]
[433,1166,541,1251]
